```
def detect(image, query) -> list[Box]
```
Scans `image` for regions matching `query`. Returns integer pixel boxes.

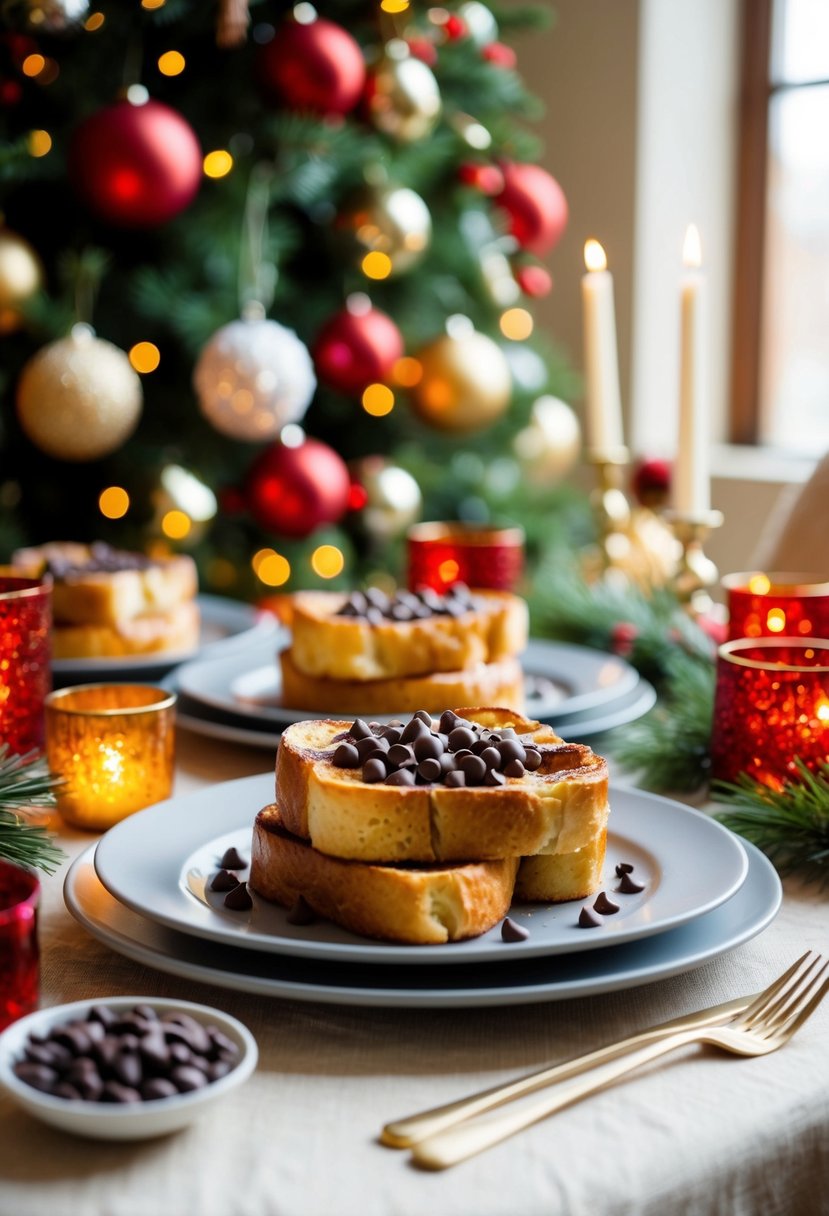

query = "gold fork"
[406,952,828,1171]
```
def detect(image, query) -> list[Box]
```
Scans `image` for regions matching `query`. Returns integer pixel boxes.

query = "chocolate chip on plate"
[210,869,240,892]
[593,891,620,915]
[501,917,530,943]
[219,847,247,871]
[223,882,253,911]
[617,872,646,894]
[578,906,604,929]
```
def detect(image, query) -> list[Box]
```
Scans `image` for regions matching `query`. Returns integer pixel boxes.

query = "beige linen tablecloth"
[1,730,827,1216]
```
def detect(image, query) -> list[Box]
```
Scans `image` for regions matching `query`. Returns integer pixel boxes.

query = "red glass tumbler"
[0,860,40,1030]
[722,572,829,641]
[710,638,829,788]
[0,576,52,755]
[406,522,525,593]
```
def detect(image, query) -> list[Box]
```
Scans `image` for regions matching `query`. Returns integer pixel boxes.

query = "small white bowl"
[0,995,258,1140]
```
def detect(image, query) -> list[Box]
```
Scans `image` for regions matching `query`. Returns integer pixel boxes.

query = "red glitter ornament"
[458,162,504,196]
[245,437,351,539]
[515,263,553,298]
[482,41,517,68]
[496,162,568,257]
[68,97,202,228]
[257,16,365,116]
[631,457,672,508]
[312,301,404,397]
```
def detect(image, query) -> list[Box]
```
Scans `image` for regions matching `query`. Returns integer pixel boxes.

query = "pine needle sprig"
[0,747,65,875]
[712,760,829,886]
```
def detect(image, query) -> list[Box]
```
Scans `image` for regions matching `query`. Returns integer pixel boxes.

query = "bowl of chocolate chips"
[0,996,257,1140]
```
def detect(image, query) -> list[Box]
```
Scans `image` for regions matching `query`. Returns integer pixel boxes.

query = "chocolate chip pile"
[335,583,478,624]
[210,846,252,911]
[577,863,646,928]
[45,542,154,578]
[12,1003,241,1104]
[331,709,544,788]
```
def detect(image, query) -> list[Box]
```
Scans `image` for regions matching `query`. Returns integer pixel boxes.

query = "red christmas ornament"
[496,162,568,257]
[312,301,404,397]
[347,480,369,511]
[68,97,202,228]
[515,263,553,298]
[406,37,438,67]
[482,41,517,68]
[631,457,672,508]
[458,161,504,196]
[444,14,468,40]
[246,437,351,539]
[257,17,365,116]
[610,621,638,658]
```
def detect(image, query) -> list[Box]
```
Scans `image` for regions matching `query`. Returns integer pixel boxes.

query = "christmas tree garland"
[0,746,64,875]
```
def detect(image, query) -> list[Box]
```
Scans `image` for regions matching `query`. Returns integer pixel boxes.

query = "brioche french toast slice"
[275,707,609,864]
[12,541,198,628]
[279,648,524,715]
[50,600,201,659]
[514,830,607,903]
[249,803,519,945]
[287,587,528,681]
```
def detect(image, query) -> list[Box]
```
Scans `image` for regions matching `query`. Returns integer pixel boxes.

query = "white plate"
[66,842,780,1008]
[93,773,748,966]
[172,637,640,728]
[171,678,658,750]
[53,595,278,682]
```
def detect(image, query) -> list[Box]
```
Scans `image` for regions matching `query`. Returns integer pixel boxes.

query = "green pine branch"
[0,746,65,875]
[713,760,829,886]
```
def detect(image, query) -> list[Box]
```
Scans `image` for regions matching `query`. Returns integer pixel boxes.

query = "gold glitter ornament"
[350,455,422,541]
[338,184,432,276]
[0,229,43,334]
[410,322,512,433]
[367,41,441,144]
[513,396,582,485]
[16,324,143,461]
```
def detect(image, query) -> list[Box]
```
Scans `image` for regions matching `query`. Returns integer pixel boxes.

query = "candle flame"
[683,224,702,268]
[584,239,607,272]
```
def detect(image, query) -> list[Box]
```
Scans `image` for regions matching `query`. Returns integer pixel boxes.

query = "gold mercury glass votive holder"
[44,684,177,831]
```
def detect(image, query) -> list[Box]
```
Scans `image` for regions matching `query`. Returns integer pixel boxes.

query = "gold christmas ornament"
[338,184,432,276]
[410,323,512,433]
[151,464,218,546]
[351,455,422,541]
[367,41,441,144]
[513,395,581,485]
[0,229,44,334]
[16,324,143,461]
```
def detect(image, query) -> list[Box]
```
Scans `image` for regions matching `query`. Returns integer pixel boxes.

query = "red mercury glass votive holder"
[406,522,525,593]
[710,637,829,788]
[0,576,52,755]
[0,860,40,1031]
[722,571,829,641]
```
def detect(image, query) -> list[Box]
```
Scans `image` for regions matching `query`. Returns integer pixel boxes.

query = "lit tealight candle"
[44,684,176,831]
[581,239,624,454]
[674,224,709,515]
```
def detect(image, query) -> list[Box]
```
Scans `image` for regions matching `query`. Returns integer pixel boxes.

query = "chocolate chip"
[617,872,645,894]
[362,758,387,783]
[367,735,390,754]
[593,891,620,915]
[615,862,635,875]
[459,755,486,784]
[523,748,542,771]
[380,726,402,745]
[101,1081,142,1104]
[578,906,604,928]
[448,726,476,751]
[501,917,530,942]
[390,604,414,621]
[445,770,466,787]
[388,742,414,767]
[142,1077,178,1101]
[414,733,443,761]
[355,736,379,761]
[439,710,459,733]
[286,895,316,925]
[385,768,416,787]
[498,739,526,766]
[350,718,373,740]
[13,1062,59,1092]
[439,752,457,775]
[113,1049,143,1088]
[480,746,502,770]
[219,847,247,870]
[485,768,506,787]
[365,607,384,626]
[400,717,429,744]
[210,869,240,892]
[223,882,253,910]
[333,742,361,768]
[417,758,442,782]
[503,759,525,779]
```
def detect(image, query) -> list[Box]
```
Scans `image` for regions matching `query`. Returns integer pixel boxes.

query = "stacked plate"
[64,772,782,1010]
[165,629,658,750]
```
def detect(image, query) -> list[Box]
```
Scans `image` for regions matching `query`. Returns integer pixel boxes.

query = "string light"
[203,150,233,179]
[158,51,185,76]
[28,130,52,157]
[22,55,46,77]
[141,0,166,8]
[84,11,105,30]
[381,0,410,10]
[311,545,345,578]
[98,486,129,519]
[128,341,161,373]
[255,550,291,587]
[362,384,395,416]
[393,357,422,387]
[161,510,191,540]
[499,307,534,340]
[361,251,392,280]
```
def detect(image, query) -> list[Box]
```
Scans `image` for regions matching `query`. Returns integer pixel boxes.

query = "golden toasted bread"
[250,803,518,944]
[275,707,609,863]
[514,830,607,903]
[287,588,528,681]
[12,542,198,627]
[50,600,201,659]
[279,648,524,715]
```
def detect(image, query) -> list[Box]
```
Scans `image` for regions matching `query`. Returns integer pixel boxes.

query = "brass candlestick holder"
[584,448,680,589]
[585,446,632,576]
[666,508,724,615]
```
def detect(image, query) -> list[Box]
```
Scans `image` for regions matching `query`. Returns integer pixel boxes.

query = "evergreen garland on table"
[713,761,829,887]
[0,746,65,874]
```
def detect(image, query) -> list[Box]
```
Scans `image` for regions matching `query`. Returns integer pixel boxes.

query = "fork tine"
[756,956,828,1034]
[737,951,813,1027]
[777,972,829,1041]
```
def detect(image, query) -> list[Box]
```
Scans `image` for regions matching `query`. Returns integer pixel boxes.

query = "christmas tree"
[0,0,585,600]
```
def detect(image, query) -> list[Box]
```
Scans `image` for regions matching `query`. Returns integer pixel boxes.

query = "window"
[731,0,829,455]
